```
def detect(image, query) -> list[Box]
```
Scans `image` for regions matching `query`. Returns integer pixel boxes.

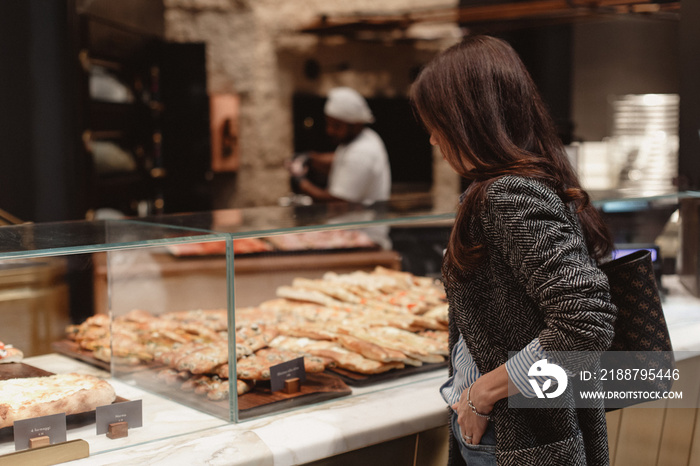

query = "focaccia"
[269,336,404,375]
[235,348,326,381]
[174,341,230,374]
[0,373,116,428]
[276,286,347,308]
[291,278,362,304]
[335,334,419,366]
[340,326,445,363]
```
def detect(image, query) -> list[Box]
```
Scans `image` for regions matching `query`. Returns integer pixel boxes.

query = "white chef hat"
[324,87,375,124]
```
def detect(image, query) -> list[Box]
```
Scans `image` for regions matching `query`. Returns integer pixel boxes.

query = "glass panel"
[594,191,700,246]
[0,243,232,458]
[129,191,700,240]
[0,219,226,259]
[590,189,700,205]
[229,217,449,422]
[106,240,235,423]
[132,196,456,238]
[0,256,70,358]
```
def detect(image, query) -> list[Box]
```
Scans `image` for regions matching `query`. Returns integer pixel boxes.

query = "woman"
[411,36,617,465]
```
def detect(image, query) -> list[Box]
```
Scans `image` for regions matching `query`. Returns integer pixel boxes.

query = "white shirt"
[328,128,391,205]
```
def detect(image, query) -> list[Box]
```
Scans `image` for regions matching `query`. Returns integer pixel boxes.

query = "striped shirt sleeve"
[505,337,549,398]
[439,333,481,408]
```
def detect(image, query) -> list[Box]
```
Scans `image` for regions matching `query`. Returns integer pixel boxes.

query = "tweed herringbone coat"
[446,176,617,466]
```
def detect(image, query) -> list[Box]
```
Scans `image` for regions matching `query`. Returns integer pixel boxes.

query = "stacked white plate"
[608,94,679,195]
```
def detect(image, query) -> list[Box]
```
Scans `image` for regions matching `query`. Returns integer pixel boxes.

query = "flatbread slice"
[0,373,116,428]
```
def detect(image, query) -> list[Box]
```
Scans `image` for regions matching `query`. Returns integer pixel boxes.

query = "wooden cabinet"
[92,248,402,314]
[608,356,700,466]
[75,1,212,218]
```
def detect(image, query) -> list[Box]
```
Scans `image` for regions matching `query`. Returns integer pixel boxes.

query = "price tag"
[96,400,142,435]
[13,413,67,451]
[270,357,306,392]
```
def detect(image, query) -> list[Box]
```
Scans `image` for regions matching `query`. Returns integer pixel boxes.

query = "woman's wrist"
[466,382,492,419]
[471,364,511,413]
[469,378,495,414]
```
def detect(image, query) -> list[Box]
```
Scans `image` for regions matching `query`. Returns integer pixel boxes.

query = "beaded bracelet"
[466,383,492,420]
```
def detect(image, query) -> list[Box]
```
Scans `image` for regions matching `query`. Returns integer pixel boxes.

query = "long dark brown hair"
[410,35,612,281]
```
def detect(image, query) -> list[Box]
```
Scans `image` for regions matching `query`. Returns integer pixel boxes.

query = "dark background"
[1,1,698,223]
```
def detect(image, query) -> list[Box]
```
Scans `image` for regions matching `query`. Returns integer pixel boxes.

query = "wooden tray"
[238,372,351,419]
[165,239,379,258]
[51,340,153,374]
[327,360,447,387]
[0,363,127,442]
[51,341,110,371]
[0,362,53,380]
[127,369,350,420]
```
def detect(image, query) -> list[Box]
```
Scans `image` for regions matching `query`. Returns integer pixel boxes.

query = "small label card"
[14,413,67,451]
[96,400,142,435]
[270,357,306,392]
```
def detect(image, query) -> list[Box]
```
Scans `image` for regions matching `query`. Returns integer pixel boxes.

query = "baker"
[291,87,391,205]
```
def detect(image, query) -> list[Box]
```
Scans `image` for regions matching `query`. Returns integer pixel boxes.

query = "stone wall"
[164,0,461,208]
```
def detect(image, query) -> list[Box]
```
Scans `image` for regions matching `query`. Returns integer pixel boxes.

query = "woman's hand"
[451,377,492,445]
[452,364,520,445]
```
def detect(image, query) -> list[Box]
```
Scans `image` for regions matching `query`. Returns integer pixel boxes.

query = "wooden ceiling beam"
[299,0,679,37]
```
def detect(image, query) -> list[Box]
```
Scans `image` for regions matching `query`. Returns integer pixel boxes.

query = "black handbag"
[599,249,675,410]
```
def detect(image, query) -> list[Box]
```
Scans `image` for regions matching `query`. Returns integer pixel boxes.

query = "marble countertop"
[1,274,698,466]
[0,355,448,466]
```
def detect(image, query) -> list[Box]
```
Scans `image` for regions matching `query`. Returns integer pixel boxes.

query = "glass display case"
[0,199,459,460]
[1,190,699,460]
[0,219,232,457]
[110,199,457,424]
